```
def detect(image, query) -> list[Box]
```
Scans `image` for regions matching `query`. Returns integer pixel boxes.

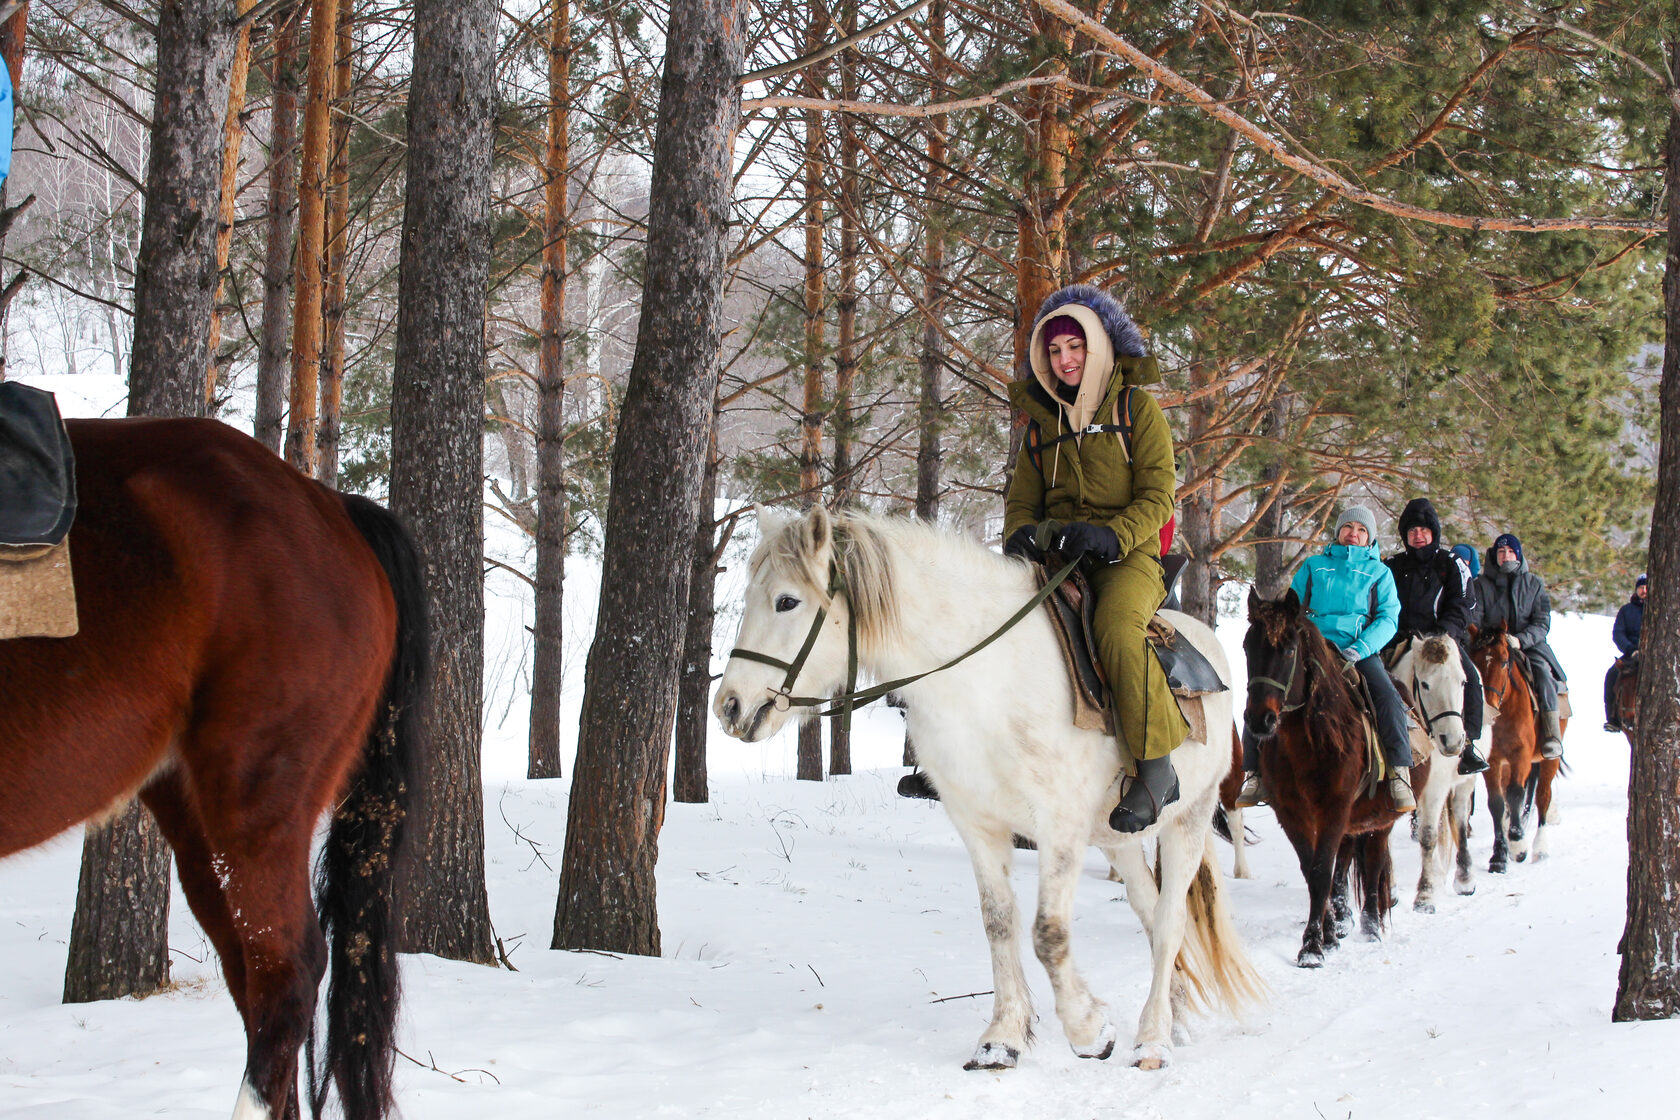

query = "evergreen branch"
[744,75,1065,118]
[742,0,934,86]
[1034,0,1664,234]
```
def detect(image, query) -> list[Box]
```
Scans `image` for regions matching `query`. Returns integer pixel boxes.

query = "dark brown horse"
[0,418,427,1120]
[1613,651,1641,749]
[1242,589,1427,967]
[1468,623,1562,869]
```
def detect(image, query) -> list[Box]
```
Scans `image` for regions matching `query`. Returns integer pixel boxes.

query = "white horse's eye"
[1418,681,1429,690]
[775,594,800,613]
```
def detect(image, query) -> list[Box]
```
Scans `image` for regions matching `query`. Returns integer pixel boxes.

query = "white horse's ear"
[754,502,790,538]
[802,505,832,556]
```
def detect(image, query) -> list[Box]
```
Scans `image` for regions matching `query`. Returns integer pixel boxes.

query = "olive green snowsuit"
[1002,311,1188,762]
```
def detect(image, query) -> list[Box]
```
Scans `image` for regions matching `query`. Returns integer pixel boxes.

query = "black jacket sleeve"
[1433,553,1469,642]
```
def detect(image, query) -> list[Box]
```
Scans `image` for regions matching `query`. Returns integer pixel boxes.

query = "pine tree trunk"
[1178,356,1218,627]
[827,3,859,778]
[316,0,353,485]
[797,38,827,785]
[284,0,340,474]
[1011,6,1070,378]
[0,5,30,382]
[256,12,300,454]
[1253,393,1292,599]
[204,1,256,413]
[63,802,173,1003]
[387,0,498,965]
[552,0,743,955]
[673,397,721,804]
[66,0,241,1004]
[1614,49,1680,1021]
[528,0,571,781]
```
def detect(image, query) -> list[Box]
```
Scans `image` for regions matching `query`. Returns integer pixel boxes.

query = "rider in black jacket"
[1383,498,1488,775]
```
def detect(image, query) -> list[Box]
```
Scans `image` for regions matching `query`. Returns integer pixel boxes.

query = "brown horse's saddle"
[1507,643,1572,718]
[0,383,79,640]
[1343,659,1400,800]
[1035,560,1227,744]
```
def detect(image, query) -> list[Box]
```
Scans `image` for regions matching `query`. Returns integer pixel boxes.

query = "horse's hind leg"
[1228,806,1252,880]
[953,818,1032,1070]
[1130,813,1205,1069]
[1450,779,1476,895]
[1329,839,1354,943]
[1031,829,1114,1061]
[1485,775,1511,874]
[1532,760,1558,863]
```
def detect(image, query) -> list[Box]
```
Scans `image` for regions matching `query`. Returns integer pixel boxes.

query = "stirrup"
[1387,774,1416,812]
[897,770,940,801]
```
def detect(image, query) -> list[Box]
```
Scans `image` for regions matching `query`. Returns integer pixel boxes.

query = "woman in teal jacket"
[1239,505,1415,810]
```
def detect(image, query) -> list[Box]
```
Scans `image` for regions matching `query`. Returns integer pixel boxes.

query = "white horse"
[1389,634,1477,909]
[714,507,1264,1070]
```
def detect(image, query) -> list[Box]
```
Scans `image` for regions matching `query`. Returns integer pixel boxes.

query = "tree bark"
[827,0,858,777]
[1011,4,1070,379]
[1252,392,1293,599]
[1615,46,1680,1021]
[528,0,571,781]
[63,802,173,1003]
[66,0,241,1004]
[388,0,498,965]
[204,1,257,413]
[674,395,722,803]
[914,0,947,525]
[797,23,827,785]
[1178,355,1217,627]
[552,0,743,955]
[284,0,340,474]
[256,11,300,454]
[316,0,353,485]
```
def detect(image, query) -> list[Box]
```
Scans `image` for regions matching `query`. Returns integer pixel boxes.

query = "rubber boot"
[897,770,939,800]
[1387,772,1416,812]
[1539,710,1563,760]
[1108,754,1180,834]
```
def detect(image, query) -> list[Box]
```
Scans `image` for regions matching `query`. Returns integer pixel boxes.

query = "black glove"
[1003,525,1044,562]
[1054,521,1121,564]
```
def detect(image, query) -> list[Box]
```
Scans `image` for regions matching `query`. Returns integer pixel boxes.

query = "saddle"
[1342,658,1402,800]
[1508,643,1571,718]
[0,383,79,639]
[1035,558,1226,749]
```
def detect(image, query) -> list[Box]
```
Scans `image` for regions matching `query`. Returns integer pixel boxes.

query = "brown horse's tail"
[1175,833,1268,1017]
[310,494,430,1120]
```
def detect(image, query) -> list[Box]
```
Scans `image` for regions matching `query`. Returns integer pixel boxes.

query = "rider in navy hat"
[1604,574,1647,732]
[1473,532,1568,757]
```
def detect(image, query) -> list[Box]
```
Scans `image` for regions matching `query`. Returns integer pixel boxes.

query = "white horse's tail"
[1174,834,1268,1016]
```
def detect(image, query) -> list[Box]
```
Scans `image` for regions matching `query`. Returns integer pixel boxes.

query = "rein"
[729,533,1083,734]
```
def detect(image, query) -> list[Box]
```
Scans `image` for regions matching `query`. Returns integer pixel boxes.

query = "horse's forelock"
[752,516,830,601]
[832,513,903,655]
[1420,635,1451,666]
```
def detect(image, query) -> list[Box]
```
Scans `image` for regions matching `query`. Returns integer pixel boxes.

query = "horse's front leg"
[1299,827,1344,967]
[1228,806,1253,880]
[1413,768,1446,913]
[1507,773,1532,862]
[1329,837,1355,943]
[953,820,1033,1071]
[1032,830,1114,1062]
[1485,777,1511,874]
[1451,778,1477,895]
[1131,812,1204,1068]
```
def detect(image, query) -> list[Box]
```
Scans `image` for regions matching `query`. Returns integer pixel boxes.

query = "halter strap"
[729,538,1082,732]
[1249,640,1305,713]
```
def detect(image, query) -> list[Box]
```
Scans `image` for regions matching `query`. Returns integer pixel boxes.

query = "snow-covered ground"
[2,376,1675,1116]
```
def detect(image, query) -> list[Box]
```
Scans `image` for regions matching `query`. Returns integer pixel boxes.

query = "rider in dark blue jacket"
[1604,574,1646,732]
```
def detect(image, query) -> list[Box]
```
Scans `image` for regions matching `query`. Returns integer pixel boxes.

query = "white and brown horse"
[715,508,1263,1070]
[1387,634,1475,909]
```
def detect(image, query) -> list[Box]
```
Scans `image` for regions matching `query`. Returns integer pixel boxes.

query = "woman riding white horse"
[714,507,1262,1071]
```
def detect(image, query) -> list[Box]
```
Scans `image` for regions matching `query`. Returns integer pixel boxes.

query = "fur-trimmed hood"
[1026,285,1157,433]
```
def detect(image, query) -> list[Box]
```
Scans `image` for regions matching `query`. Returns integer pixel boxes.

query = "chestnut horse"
[1242,589,1430,966]
[1468,624,1563,869]
[0,418,426,1120]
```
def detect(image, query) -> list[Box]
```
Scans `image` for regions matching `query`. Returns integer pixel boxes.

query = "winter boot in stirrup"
[1538,711,1564,760]
[1108,754,1179,834]
[1235,770,1268,808]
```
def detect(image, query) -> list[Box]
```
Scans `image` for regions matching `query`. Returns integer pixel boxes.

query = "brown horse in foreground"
[0,418,427,1120]
[1468,624,1563,870]
[1242,589,1431,967]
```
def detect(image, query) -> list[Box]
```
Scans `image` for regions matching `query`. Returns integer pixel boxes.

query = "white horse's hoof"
[964,1042,1019,1071]
[1455,876,1475,896]
[1132,1043,1173,1070]
[1073,1020,1117,1060]
[1414,898,1436,914]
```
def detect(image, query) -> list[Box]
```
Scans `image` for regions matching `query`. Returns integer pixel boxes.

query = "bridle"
[1248,634,1306,715]
[728,528,1082,734]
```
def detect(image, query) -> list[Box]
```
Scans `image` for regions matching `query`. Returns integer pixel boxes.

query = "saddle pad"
[0,538,78,638]
[1038,566,1112,734]
[0,383,77,548]
[1509,648,1570,717]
